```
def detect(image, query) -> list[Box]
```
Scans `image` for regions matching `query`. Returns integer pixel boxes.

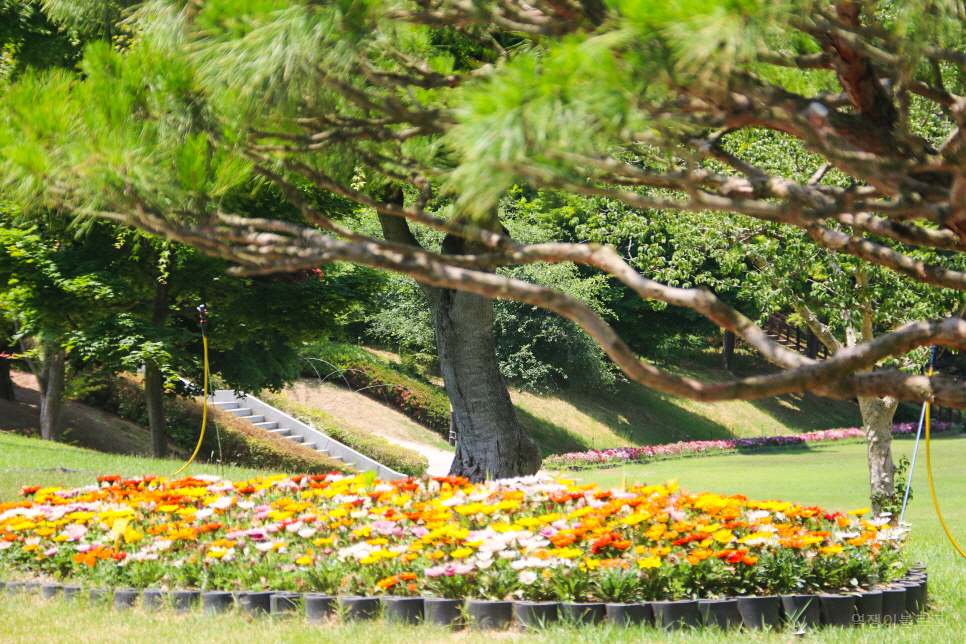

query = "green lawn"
[1,430,963,643]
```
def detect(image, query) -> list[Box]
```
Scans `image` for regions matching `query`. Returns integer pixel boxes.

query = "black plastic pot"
[340,596,381,621]
[305,595,337,623]
[40,584,63,601]
[652,600,702,631]
[24,582,40,594]
[198,591,231,615]
[142,589,168,611]
[699,599,741,631]
[853,590,883,626]
[466,599,513,630]
[6,582,26,597]
[169,590,198,613]
[559,602,606,626]
[381,596,424,624]
[271,592,302,616]
[114,589,140,610]
[63,586,82,602]
[880,587,906,626]
[237,591,272,616]
[89,588,111,605]
[737,595,781,630]
[605,603,653,627]
[819,594,856,627]
[423,598,464,629]
[899,581,924,618]
[781,594,821,629]
[513,601,558,630]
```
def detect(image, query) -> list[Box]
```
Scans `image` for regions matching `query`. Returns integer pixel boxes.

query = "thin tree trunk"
[377,206,541,481]
[145,279,170,458]
[38,344,66,441]
[859,395,898,514]
[0,335,14,402]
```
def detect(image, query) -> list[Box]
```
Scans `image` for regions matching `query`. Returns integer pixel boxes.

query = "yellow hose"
[173,334,208,476]
[925,365,966,560]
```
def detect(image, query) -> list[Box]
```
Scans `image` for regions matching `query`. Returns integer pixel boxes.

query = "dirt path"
[283,379,455,476]
[0,372,167,455]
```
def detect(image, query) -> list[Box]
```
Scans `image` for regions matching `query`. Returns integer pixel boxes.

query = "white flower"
[519,571,538,585]
[211,496,234,510]
[475,559,494,570]
[195,508,215,520]
[298,527,317,539]
[237,500,255,510]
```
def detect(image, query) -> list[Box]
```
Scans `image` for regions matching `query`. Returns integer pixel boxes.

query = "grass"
[2,429,964,643]
[513,350,863,457]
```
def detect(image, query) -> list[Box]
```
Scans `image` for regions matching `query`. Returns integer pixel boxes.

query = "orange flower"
[376,576,397,589]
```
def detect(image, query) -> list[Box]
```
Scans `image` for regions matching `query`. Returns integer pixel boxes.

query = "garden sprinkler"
[173,304,211,476]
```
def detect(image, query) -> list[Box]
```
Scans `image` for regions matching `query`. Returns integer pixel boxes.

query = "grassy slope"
[1,432,963,643]
[502,349,860,456]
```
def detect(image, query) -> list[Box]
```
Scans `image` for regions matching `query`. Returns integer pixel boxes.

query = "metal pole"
[899,402,927,526]
[899,346,937,526]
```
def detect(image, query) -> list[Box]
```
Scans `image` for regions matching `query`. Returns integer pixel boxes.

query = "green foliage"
[0,0,85,82]
[261,391,429,477]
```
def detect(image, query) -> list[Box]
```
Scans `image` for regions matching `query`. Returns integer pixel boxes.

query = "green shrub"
[261,392,429,477]
[301,341,451,436]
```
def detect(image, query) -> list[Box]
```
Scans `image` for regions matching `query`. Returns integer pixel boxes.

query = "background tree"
[6,0,966,488]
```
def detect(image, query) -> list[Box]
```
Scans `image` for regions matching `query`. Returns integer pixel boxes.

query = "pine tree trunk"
[858,395,898,514]
[377,209,541,482]
[38,345,66,441]
[145,279,170,458]
[434,287,542,481]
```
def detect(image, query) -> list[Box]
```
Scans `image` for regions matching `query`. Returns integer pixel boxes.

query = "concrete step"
[255,421,278,430]
[287,435,304,444]
[269,428,291,436]
[229,407,253,417]
[303,443,317,450]
[246,415,265,424]
[214,402,239,410]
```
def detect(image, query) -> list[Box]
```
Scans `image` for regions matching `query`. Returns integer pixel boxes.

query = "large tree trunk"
[433,287,542,481]
[858,395,898,515]
[38,343,66,441]
[377,209,541,482]
[145,279,170,458]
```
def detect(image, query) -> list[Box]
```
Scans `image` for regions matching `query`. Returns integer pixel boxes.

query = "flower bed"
[545,421,959,470]
[0,473,907,603]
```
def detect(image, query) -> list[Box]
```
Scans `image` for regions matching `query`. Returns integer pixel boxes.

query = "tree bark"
[145,278,170,458]
[377,207,541,481]
[859,395,898,515]
[38,343,66,441]
[721,329,735,371]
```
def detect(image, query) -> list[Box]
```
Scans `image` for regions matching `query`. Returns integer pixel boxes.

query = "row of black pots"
[0,565,927,631]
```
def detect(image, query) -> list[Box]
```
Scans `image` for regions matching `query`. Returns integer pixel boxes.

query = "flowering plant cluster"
[0,472,906,601]
[545,422,958,470]
[335,364,450,435]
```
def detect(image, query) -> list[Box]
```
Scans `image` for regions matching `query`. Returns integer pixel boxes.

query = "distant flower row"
[545,421,959,470]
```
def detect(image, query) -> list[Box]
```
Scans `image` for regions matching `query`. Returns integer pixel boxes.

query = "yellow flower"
[515,517,542,528]
[712,529,735,544]
[848,508,871,516]
[637,557,662,569]
[583,558,600,570]
[124,529,144,543]
[158,504,179,513]
[819,545,843,555]
[295,556,313,565]
[450,548,473,559]
[312,537,334,546]
[621,514,649,526]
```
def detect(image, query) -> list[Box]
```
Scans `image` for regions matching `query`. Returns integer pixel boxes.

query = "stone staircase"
[212,390,405,480]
